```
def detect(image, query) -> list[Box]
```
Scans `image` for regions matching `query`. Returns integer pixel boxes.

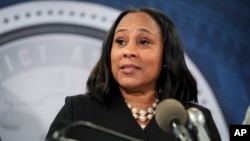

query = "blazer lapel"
[94,89,145,139]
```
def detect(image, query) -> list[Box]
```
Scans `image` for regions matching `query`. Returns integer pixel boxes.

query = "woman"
[46,8,221,141]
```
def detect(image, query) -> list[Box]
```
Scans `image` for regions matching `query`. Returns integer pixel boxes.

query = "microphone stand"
[48,121,142,141]
[171,120,193,141]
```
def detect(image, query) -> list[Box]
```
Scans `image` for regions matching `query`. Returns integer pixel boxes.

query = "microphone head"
[155,99,187,133]
[187,107,205,125]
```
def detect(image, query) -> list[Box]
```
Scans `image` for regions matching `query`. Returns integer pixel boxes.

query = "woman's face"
[111,12,163,93]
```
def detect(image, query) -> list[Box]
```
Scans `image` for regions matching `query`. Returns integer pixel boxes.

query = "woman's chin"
[119,82,138,90]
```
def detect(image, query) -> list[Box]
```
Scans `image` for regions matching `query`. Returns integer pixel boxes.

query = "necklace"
[126,99,159,129]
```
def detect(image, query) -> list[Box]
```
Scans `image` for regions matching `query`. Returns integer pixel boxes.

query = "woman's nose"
[123,42,138,58]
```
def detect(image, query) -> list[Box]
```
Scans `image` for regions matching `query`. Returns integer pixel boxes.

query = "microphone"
[243,105,250,124]
[155,99,193,141]
[46,121,142,141]
[187,107,211,141]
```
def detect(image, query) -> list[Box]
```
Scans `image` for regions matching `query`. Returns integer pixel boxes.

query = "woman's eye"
[140,39,150,46]
[115,38,126,46]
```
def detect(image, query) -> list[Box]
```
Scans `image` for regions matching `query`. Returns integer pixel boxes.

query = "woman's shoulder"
[65,93,97,105]
[63,94,101,120]
[67,93,91,100]
[186,102,209,111]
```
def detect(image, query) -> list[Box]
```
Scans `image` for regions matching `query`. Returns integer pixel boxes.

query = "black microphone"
[155,99,193,141]
[46,121,142,141]
[187,107,211,141]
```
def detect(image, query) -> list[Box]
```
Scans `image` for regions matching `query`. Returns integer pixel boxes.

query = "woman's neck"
[120,88,158,109]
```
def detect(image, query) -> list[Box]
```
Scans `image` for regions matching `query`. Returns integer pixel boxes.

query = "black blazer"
[46,91,221,141]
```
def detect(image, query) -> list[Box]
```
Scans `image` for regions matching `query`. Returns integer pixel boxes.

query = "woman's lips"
[120,64,140,74]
